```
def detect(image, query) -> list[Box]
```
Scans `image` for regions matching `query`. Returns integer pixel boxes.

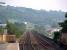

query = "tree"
[0,27,4,33]
[6,21,22,38]
[53,31,60,42]
[53,12,67,43]
[65,12,67,18]
[59,12,67,33]
[58,13,67,49]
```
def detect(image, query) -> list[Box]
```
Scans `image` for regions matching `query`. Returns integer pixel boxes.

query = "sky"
[0,0,67,11]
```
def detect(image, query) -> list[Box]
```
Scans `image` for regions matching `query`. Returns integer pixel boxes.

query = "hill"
[0,5,65,27]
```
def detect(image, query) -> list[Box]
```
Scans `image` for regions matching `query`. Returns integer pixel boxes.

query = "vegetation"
[0,5,65,27]
[52,13,67,50]
[59,12,67,33]
[53,31,60,42]
[53,12,67,43]
[0,27,4,33]
[6,21,25,38]
[33,25,48,36]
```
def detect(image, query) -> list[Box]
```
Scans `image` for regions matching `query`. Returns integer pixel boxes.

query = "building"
[47,28,60,39]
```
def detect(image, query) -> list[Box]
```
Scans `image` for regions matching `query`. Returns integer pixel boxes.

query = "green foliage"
[6,21,23,38]
[59,12,67,33]
[65,12,67,18]
[0,5,65,26]
[53,31,60,42]
[33,25,48,36]
[0,28,4,33]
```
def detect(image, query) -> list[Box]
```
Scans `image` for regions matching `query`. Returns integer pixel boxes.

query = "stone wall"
[0,35,16,43]
[60,33,67,45]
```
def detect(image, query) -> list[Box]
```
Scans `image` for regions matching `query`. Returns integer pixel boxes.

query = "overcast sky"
[0,0,67,11]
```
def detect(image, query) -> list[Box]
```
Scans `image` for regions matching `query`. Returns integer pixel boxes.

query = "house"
[47,28,60,39]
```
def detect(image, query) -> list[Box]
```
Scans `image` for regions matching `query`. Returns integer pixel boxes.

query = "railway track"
[19,31,65,50]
